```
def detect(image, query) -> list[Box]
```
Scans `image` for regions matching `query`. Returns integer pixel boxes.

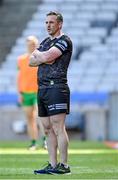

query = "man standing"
[17,36,46,150]
[30,11,73,174]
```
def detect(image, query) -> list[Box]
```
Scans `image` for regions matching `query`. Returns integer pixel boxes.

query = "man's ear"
[59,22,63,29]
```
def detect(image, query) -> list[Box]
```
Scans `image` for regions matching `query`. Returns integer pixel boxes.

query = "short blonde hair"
[26,35,39,47]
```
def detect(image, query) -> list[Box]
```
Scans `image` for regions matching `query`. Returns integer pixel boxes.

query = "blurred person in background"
[30,11,73,174]
[17,35,47,150]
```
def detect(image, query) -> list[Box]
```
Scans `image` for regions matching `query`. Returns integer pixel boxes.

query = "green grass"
[0,140,118,179]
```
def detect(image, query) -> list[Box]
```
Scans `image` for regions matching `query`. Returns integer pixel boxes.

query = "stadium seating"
[0,0,40,65]
[1,0,118,139]
[0,0,118,105]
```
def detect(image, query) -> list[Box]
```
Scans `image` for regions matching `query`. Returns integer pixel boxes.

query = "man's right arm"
[29,47,62,66]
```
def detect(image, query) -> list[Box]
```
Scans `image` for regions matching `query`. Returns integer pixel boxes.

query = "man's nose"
[47,23,50,27]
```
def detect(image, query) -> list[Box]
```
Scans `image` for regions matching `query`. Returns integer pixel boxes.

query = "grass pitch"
[0,140,118,179]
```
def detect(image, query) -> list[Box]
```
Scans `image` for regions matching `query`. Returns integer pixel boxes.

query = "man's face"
[45,15,62,36]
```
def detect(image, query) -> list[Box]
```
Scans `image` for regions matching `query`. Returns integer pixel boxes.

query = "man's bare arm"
[29,47,62,66]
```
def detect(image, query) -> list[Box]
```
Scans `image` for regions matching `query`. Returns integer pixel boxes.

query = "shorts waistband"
[39,83,68,89]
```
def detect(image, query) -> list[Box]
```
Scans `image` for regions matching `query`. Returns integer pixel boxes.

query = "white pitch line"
[0,148,118,154]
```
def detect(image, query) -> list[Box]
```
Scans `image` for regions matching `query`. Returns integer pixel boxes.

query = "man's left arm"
[29,47,62,66]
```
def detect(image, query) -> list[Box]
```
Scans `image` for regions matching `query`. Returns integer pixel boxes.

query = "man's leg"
[50,113,69,165]
[23,106,38,141]
[40,116,58,167]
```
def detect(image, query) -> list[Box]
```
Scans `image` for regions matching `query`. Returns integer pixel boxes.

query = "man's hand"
[18,93,23,106]
[29,49,42,67]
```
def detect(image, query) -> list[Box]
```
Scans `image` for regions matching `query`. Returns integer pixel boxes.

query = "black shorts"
[37,86,70,117]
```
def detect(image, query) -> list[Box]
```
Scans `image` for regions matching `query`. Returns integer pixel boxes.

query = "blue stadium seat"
[71,92,108,105]
[0,93,18,106]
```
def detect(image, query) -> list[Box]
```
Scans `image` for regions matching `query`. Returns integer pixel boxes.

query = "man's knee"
[43,125,51,135]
